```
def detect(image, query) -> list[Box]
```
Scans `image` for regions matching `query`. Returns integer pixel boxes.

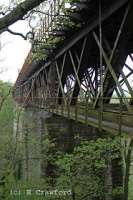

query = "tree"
[0,81,15,197]
[0,81,12,111]
[55,137,122,200]
[122,137,133,200]
[0,0,46,34]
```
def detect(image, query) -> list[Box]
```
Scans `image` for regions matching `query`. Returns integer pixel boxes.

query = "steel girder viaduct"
[13,0,133,135]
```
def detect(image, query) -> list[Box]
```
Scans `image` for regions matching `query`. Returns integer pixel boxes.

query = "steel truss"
[14,0,133,135]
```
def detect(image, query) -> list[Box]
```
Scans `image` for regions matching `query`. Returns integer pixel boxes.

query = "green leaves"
[55,136,121,200]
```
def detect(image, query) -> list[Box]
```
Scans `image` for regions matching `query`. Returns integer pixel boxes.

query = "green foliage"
[0,81,13,132]
[0,81,17,199]
[65,0,79,3]
[0,82,125,200]
[128,171,133,200]
[33,36,64,61]
[55,137,121,200]
[112,186,123,197]
[32,51,47,61]
[0,81,14,148]
[32,0,82,62]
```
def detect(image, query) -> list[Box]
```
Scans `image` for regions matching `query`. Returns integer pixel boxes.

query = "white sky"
[0,21,31,83]
[0,0,31,83]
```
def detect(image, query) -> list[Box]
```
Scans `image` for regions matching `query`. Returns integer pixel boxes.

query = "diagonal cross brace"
[93,32,132,112]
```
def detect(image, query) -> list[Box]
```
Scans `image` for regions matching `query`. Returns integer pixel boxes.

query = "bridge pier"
[17,107,123,199]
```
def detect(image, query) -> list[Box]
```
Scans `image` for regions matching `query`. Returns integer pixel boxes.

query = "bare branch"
[7,28,27,40]
[5,28,34,40]
[0,12,5,16]
[0,0,46,34]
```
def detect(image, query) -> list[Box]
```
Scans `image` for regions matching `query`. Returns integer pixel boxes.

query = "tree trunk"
[0,0,45,33]
[123,139,133,200]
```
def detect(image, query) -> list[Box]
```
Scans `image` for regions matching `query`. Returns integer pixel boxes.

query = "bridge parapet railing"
[15,95,133,134]
[21,96,132,112]
[44,96,133,135]
[16,96,133,112]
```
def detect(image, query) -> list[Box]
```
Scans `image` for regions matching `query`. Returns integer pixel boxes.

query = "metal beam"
[19,0,128,86]
[56,53,67,99]
[93,32,132,112]
[54,0,127,61]
[55,61,67,105]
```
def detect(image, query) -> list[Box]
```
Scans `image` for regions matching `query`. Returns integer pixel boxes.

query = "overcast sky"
[0,0,31,83]
[0,20,31,83]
